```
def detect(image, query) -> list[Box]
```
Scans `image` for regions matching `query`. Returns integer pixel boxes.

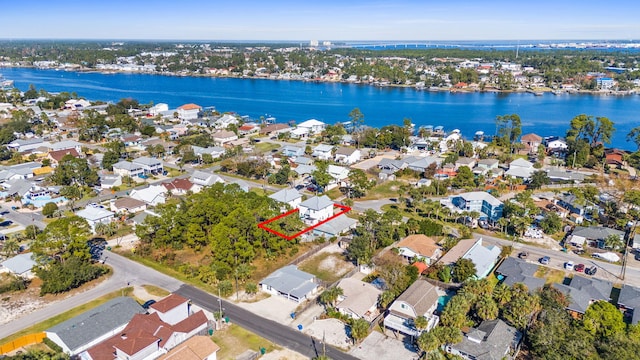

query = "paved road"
[351,199,393,212]
[0,204,46,230]
[476,233,640,286]
[176,284,358,360]
[0,252,182,340]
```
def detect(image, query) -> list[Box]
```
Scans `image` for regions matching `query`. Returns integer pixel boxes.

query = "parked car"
[142,299,156,309]
[574,263,585,272]
[564,261,574,270]
[518,251,529,259]
[540,256,551,265]
[585,266,598,276]
[295,184,305,191]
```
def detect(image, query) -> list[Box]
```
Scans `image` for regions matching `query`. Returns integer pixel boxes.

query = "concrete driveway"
[349,331,419,360]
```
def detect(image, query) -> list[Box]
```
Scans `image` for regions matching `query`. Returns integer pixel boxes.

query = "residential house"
[214,114,239,129]
[438,238,501,279]
[495,257,546,291]
[334,147,361,165]
[553,276,613,316]
[617,285,640,325]
[312,144,334,160]
[0,253,37,279]
[259,265,318,303]
[163,178,198,195]
[238,123,259,136]
[298,195,334,226]
[190,170,225,188]
[445,319,522,360]
[0,162,41,181]
[7,138,49,153]
[556,193,592,216]
[455,157,477,170]
[48,148,80,167]
[521,133,542,154]
[192,145,225,161]
[311,215,358,238]
[505,158,535,180]
[212,130,238,146]
[46,297,147,355]
[130,185,167,206]
[296,119,326,135]
[158,336,220,360]
[396,234,442,265]
[76,206,116,233]
[294,156,313,166]
[546,169,586,183]
[177,103,202,121]
[132,156,163,175]
[260,123,291,137]
[121,134,142,148]
[605,149,626,168]
[407,156,440,173]
[474,158,499,175]
[112,160,144,178]
[269,188,303,209]
[569,226,624,249]
[100,175,122,190]
[327,165,350,189]
[282,145,305,158]
[148,294,191,325]
[442,191,504,223]
[335,278,382,321]
[110,197,147,215]
[47,140,83,153]
[546,138,568,153]
[384,280,440,338]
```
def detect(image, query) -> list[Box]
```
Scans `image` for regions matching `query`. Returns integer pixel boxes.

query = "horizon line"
[0,38,638,43]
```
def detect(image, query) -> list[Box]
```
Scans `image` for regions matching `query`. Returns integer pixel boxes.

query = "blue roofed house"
[259,265,318,303]
[46,296,147,355]
[441,191,504,223]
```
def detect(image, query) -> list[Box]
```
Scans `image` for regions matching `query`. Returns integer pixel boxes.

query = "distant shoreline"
[3,65,637,97]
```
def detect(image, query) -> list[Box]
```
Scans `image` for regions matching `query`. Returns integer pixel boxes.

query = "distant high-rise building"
[309,40,319,47]
[322,41,332,46]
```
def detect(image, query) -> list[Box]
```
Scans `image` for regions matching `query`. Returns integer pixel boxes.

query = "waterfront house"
[520,133,542,154]
[112,160,144,178]
[334,147,361,165]
[384,280,440,338]
[260,123,291,137]
[177,103,202,121]
[214,113,240,129]
[238,123,259,136]
[605,149,626,168]
[259,265,318,303]
[296,119,326,135]
[269,188,303,209]
[298,195,334,226]
[76,206,115,233]
[335,278,382,321]
[553,276,613,316]
[396,234,442,265]
[212,130,238,146]
[312,144,334,160]
[617,285,640,324]
[46,297,147,355]
[445,319,522,360]
[441,191,504,223]
[132,156,163,175]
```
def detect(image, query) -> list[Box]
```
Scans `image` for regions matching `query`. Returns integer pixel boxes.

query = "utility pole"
[218,287,223,328]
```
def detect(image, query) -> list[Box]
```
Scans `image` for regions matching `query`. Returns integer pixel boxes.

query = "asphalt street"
[176,284,358,360]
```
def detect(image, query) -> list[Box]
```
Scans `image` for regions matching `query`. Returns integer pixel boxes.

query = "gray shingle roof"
[260,265,317,299]
[619,285,640,324]
[553,275,612,314]
[0,253,36,275]
[269,189,302,204]
[450,319,521,360]
[395,280,439,316]
[572,226,623,240]
[495,257,546,292]
[47,297,146,353]
[299,195,333,211]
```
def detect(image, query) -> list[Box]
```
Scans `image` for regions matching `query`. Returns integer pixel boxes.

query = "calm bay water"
[3,67,640,150]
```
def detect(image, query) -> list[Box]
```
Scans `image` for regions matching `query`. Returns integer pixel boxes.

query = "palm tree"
[475,295,499,321]
[497,217,509,234]
[319,286,343,309]
[493,283,512,306]
[2,238,20,257]
[414,315,429,331]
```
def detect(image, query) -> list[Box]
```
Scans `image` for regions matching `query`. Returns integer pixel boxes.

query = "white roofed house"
[7,138,49,153]
[298,195,334,226]
[130,185,167,206]
[269,188,303,209]
[384,280,440,338]
[282,145,305,158]
[190,170,225,187]
[335,278,382,321]
[0,253,37,278]
[191,145,225,161]
[327,164,350,189]
[132,156,163,175]
[474,158,499,175]
[312,144,334,160]
[296,119,326,135]
[112,160,144,178]
[455,157,477,170]
[76,206,116,233]
[259,265,318,303]
[334,147,361,165]
[504,158,535,180]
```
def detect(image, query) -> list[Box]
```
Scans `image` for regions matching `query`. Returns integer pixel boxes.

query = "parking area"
[349,331,419,360]
[235,294,299,324]
[305,318,351,349]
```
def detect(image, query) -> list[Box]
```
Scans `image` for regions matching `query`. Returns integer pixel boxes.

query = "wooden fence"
[0,332,46,355]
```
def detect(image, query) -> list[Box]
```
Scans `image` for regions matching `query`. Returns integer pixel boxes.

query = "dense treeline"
[135,183,303,284]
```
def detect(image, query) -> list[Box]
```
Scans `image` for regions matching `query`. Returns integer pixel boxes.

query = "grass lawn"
[142,285,170,297]
[211,324,280,359]
[359,181,404,200]
[254,142,281,154]
[325,187,342,200]
[534,266,567,284]
[298,251,354,283]
[0,287,134,346]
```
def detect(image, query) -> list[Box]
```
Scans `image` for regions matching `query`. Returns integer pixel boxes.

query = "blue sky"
[2,0,639,41]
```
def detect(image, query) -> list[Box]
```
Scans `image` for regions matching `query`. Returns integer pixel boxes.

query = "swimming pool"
[437,294,453,312]
[23,195,67,208]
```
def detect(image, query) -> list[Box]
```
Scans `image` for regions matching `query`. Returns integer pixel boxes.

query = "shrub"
[43,337,63,353]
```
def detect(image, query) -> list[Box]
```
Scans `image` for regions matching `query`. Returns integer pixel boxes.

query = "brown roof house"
[335,278,382,322]
[396,234,442,265]
[159,335,221,360]
[520,133,542,154]
[384,280,441,339]
[47,148,80,167]
[163,178,199,195]
[110,197,147,214]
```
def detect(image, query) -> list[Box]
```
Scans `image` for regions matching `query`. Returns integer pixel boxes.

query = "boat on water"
[0,74,14,89]
[474,131,485,141]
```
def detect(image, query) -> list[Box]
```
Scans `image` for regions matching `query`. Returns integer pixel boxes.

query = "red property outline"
[258,204,351,240]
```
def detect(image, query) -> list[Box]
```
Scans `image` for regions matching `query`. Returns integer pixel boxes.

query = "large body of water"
[3,67,640,150]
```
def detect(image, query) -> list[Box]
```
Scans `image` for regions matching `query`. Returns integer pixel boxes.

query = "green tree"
[604,233,624,250]
[347,168,373,198]
[349,318,369,344]
[50,155,99,187]
[583,301,625,338]
[414,315,429,331]
[42,202,59,218]
[495,114,522,153]
[539,212,563,234]
[60,185,82,212]
[102,150,121,171]
[474,294,499,320]
[319,286,344,308]
[452,258,476,282]
[31,216,92,263]
[627,126,640,151]
[529,170,550,189]
[312,161,333,191]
